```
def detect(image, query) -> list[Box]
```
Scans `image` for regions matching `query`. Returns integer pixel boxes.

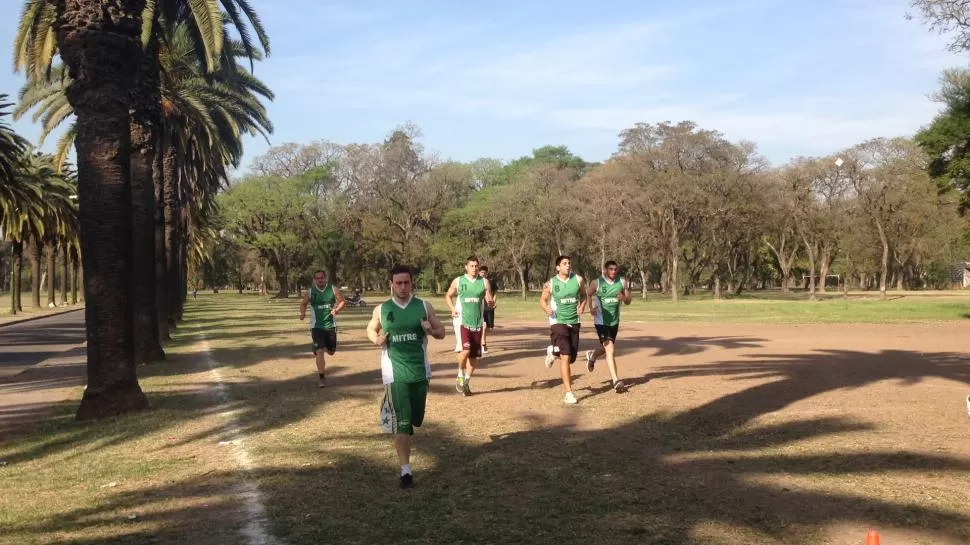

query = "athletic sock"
[401,464,412,476]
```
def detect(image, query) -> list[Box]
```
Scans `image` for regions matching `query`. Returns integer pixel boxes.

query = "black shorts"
[550,323,580,363]
[483,308,495,329]
[311,327,337,354]
[595,324,619,344]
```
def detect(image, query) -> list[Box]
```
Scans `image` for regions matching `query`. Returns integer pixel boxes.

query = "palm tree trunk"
[130,29,165,364]
[10,242,23,314]
[177,211,189,318]
[61,243,69,305]
[29,236,42,308]
[154,136,169,340]
[163,144,179,329]
[46,242,56,307]
[71,248,79,305]
[54,0,149,420]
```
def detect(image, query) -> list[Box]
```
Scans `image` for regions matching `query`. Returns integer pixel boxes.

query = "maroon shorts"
[460,326,483,358]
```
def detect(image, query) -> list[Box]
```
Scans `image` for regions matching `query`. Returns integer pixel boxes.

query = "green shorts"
[379,380,428,435]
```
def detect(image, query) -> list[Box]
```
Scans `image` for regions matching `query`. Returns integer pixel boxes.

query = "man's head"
[312,269,327,288]
[478,265,488,278]
[464,256,479,277]
[555,255,571,276]
[389,265,414,301]
[604,260,619,280]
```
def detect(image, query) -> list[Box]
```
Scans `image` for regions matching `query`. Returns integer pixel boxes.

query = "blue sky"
[1,0,967,169]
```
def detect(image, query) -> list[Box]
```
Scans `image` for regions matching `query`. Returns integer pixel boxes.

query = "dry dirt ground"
[220,316,970,545]
[3,308,969,545]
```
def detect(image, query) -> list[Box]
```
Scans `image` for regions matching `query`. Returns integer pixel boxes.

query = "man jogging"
[539,255,587,404]
[479,265,497,354]
[366,265,446,489]
[445,256,493,396]
[585,260,632,392]
[299,269,346,387]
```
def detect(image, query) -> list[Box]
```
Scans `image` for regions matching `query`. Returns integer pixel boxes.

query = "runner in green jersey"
[445,256,494,396]
[586,260,632,392]
[539,255,588,404]
[299,269,346,387]
[367,265,445,489]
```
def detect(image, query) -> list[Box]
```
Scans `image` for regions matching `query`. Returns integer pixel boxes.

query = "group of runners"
[299,254,632,488]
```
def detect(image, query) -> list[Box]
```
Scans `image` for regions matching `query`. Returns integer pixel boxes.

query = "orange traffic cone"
[865,528,880,545]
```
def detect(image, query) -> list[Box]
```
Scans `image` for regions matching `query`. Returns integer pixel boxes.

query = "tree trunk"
[818,247,832,294]
[275,266,290,298]
[55,0,149,420]
[518,266,528,299]
[802,238,816,300]
[154,136,169,340]
[29,237,42,308]
[61,244,69,305]
[71,252,79,305]
[46,242,56,307]
[669,217,680,302]
[875,219,889,300]
[130,29,164,364]
[639,269,648,300]
[177,214,188,318]
[713,271,722,300]
[896,270,905,291]
[10,242,23,314]
[163,144,179,328]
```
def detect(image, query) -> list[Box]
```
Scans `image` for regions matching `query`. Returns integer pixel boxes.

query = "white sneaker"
[544,345,556,368]
[966,394,970,417]
[563,391,578,404]
[585,350,596,372]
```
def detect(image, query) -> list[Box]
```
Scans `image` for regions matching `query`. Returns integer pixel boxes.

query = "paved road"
[0,310,86,379]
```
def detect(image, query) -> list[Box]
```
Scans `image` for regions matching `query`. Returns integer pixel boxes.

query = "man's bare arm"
[332,288,347,315]
[299,291,310,320]
[539,281,553,316]
[577,275,588,315]
[366,305,385,346]
[421,302,447,339]
[444,278,459,316]
[587,278,599,315]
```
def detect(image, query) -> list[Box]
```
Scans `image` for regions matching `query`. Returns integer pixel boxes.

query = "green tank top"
[309,284,336,329]
[379,297,430,384]
[595,276,625,327]
[549,274,581,325]
[457,275,486,329]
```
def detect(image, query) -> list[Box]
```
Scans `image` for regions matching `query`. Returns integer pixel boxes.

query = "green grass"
[400,288,970,323]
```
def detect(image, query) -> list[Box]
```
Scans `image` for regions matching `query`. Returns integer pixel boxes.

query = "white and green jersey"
[309,283,337,330]
[593,276,627,327]
[548,273,582,325]
[457,274,486,330]
[379,296,432,385]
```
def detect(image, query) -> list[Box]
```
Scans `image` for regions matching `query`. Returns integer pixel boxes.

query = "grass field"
[1,293,969,544]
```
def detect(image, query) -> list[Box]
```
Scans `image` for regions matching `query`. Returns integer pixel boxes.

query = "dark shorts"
[460,326,483,358]
[380,380,428,435]
[550,323,581,364]
[311,327,337,354]
[595,324,619,344]
[483,308,495,329]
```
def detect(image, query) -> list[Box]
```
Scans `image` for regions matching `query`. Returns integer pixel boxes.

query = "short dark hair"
[389,265,413,280]
[604,261,618,269]
[556,255,571,266]
[466,256,479,264]
[313,269,326,277]
[479,265,489,273]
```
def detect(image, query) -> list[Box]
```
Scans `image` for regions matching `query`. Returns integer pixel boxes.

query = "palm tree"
[0,96,33,314]
[15,0,271,370]
[46,0,148,420]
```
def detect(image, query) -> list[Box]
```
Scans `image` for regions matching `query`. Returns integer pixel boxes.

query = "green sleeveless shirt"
[594,276,625,327]
[457,275,486,330]
[379,297,431,384]
[309,284,337,330]
[549,274,581,325]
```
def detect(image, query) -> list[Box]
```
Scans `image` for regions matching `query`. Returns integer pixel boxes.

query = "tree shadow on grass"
[7,411,970,545]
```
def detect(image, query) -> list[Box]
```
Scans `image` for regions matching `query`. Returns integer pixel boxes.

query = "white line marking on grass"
[200,337,284,545]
